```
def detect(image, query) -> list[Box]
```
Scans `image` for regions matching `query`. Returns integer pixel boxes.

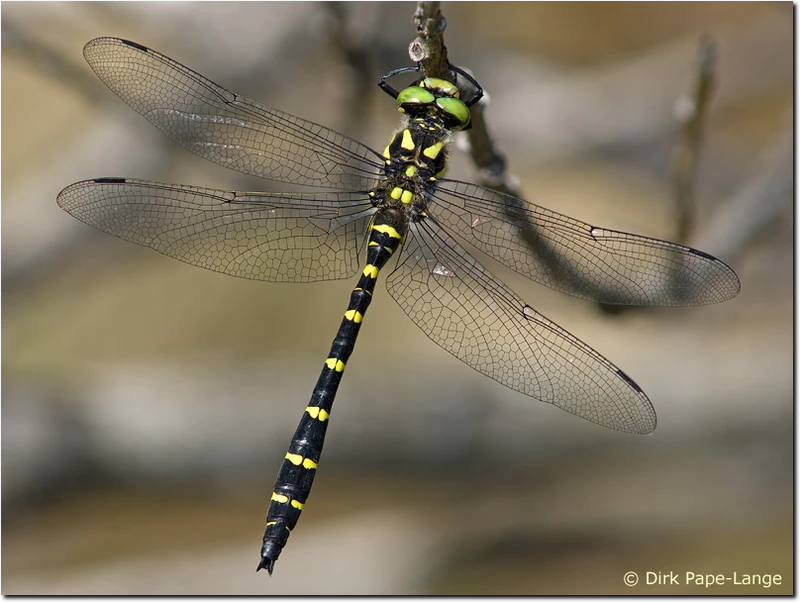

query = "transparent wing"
[57,178,375,283]
[386,215,657,434]
[432,180,741,306]
[83,37,385,190]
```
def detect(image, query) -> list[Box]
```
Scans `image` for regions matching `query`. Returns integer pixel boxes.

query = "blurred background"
[2,1,792,595]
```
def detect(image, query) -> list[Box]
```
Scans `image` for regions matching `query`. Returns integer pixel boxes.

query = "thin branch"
[690,111,792,262]
[670,36,718,244]
[410,2,450,79]
[406,2,520,200]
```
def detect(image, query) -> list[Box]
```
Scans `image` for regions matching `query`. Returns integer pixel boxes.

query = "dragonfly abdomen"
[259,212,405,574]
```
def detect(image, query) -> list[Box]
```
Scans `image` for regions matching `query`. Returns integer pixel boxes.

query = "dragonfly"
[57,37,740,574]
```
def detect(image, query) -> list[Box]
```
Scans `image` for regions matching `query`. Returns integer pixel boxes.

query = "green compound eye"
[396,86,435,109]
[420,77,461,99]
[435,97,471,130]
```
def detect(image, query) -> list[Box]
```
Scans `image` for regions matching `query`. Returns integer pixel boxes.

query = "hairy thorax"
[369,116,452,226]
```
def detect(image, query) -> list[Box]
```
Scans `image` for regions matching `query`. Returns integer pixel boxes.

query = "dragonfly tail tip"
[257,557,275,575]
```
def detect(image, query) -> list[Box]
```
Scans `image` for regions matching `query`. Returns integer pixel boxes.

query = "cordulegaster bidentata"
[57,37,740,575]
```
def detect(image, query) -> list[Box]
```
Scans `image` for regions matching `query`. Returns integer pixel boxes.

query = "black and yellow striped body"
[259,116,454,574]
[258,209,407,574]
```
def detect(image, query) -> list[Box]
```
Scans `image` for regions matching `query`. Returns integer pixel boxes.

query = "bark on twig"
[670,36,717,244]
[410,2,450,79]
[690,112,792,263]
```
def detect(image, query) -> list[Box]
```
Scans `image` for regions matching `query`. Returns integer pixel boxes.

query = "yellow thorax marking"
[423,142,443,159]
[401,190,413,205]
[363,264,379,278]
[405,165,417,177]
[390,187,403,200]
[401,129,415,150]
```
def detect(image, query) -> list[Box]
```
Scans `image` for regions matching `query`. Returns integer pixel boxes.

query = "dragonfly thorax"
[372,116,451,222]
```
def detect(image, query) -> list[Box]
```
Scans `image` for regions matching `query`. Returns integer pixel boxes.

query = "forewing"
[83,37,384,190]
[432,180,741,306]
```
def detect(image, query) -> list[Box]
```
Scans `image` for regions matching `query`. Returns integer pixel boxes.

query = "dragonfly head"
[396,77,471,131]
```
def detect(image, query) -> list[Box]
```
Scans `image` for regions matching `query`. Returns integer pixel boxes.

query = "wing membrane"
[432,180,741,306]
[57,178,375,282]
[83,37,384,190]
[385,215,657,434]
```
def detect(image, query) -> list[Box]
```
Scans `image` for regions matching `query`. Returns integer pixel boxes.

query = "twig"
[670,36,718,244]
[410,2,450,79]
[406,3,520,198]
[690,111,792,263]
